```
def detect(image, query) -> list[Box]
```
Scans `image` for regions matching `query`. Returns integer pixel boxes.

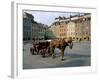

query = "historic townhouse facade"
[49,13,91,41]
[32,23,47,40]
[82,14,91,40]
[23,12,34,41]
[49,17,68,39]
[67,21,76,40]
[23,12,90,41]
[23,12,48,41]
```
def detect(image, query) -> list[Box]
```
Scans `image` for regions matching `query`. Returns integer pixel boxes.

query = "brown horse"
[37,41,51,57]
[50,38,73,61]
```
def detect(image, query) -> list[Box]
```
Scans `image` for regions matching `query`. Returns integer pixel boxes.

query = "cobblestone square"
[23,41,90,69]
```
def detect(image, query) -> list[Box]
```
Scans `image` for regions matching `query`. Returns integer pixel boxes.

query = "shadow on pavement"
[65,52,90,58]
[49,58,90,68]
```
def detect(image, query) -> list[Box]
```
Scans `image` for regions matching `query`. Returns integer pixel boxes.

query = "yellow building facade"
[49,14,91,41]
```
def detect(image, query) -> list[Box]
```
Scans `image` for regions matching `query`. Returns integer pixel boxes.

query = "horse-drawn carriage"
[30,38,73,60]
[30,40,51,57]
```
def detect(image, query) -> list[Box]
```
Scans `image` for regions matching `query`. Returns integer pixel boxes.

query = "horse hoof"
[42,56,46,58]
[52,56,56,59]
[32,54,35,55]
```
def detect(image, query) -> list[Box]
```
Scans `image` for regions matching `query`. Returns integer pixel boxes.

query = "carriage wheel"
[30,48,35,55]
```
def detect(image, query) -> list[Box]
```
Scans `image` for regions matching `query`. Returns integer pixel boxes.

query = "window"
[63,33,65,36]
[58,22,60,25]
[71,32,73,35]
[60,26,64,28]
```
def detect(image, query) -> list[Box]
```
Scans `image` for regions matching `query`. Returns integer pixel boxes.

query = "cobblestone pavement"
[23,41,91,69]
